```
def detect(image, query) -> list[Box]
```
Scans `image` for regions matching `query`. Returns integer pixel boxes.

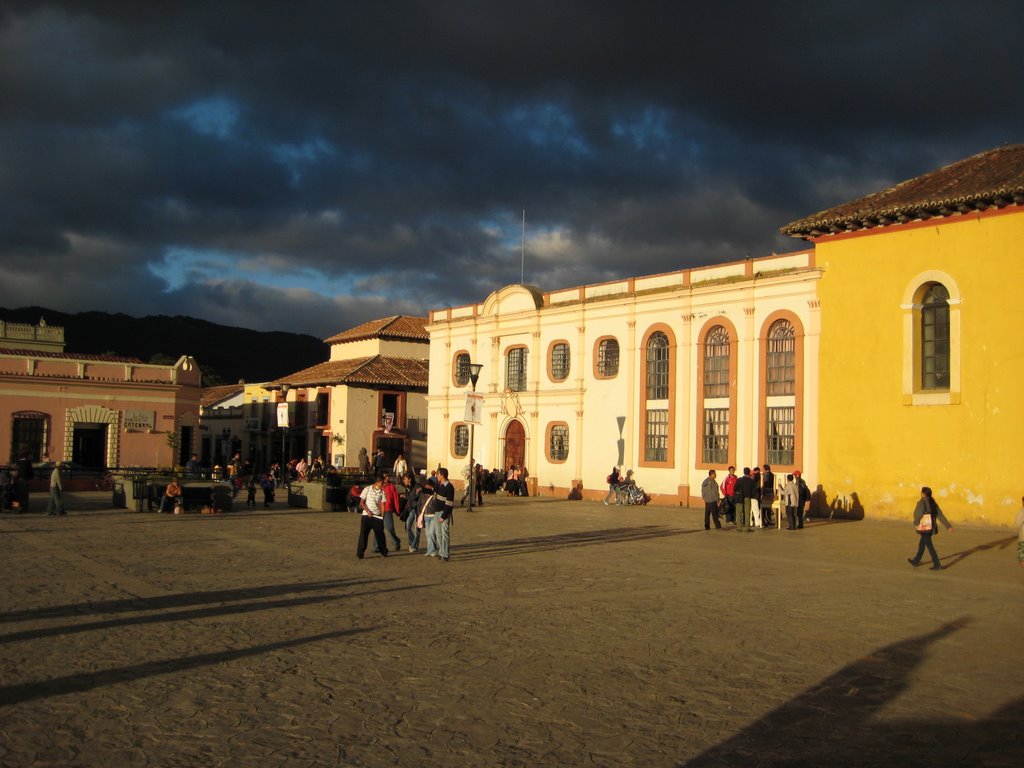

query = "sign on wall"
[124,409,155,430]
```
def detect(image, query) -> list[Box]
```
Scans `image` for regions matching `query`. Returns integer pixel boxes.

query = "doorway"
[73,424,107,468]
[374,435,407,472]
[179,426,193,466]
[503,420,525,471]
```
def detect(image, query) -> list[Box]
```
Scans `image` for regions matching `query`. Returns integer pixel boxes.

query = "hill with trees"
[0,306,327,386]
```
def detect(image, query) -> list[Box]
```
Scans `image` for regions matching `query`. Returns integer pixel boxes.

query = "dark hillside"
[0,306,327,385]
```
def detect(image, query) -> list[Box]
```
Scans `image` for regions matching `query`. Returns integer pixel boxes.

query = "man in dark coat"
[733,467,757,532]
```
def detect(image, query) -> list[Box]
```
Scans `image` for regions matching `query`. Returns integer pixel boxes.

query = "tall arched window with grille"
[766,320,795,396]
[921,283,950,390]
[646,332,669,400]
[700,324,733,466]
[758,313,803,470]
[641,329,673,465]
[703,326,730,399]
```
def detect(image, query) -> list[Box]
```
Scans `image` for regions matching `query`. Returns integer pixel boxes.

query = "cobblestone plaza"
[1,494,1020,766]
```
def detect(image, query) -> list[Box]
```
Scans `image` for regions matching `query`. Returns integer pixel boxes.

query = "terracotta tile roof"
[201,384,245,407]
[324,315,429,344]
[782,144,1024,238]
[273,355,429,389]
[0,348,141,363]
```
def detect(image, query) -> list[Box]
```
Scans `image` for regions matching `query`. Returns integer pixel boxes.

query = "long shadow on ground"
[0,626,376,707]
[680,616,1022,767]
[0,579,375,623]
[450,524,699,561]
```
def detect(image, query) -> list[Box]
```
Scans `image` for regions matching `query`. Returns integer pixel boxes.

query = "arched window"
[547,423,569,462]
[453,424,469,457]
[454,353,471,386]
[506,347,528,392]
[700,321,733,466]
[766,320,795,396]
[703,326,730,398]
[641,328,673,465]
[595,337,620,378]
[646,332,669,400]
[549,342,570,382]
[921,283,950,390]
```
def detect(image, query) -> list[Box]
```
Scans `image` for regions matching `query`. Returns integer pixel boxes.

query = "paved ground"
[1,492,1021,767]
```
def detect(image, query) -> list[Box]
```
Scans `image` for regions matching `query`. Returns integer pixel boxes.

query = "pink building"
[0,319,202,471]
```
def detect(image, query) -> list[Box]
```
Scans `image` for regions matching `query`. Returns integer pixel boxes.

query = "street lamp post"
[280,383,290,488]
[467,363,483,512]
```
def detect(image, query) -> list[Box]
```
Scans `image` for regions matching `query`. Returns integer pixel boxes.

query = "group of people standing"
[355,468,456,562]
[701,465,810,531]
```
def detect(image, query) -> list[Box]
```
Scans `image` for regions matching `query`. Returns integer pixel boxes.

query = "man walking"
[46,462,65,516]
[701,469,722,530]
[357,477,388,558]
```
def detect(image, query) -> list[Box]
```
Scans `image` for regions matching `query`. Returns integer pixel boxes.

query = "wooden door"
[503,420,525,470]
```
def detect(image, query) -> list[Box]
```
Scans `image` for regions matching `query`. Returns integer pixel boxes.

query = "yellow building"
[271,316,430,472]
[782,144,1024,525]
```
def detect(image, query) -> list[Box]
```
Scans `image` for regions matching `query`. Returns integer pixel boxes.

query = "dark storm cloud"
[0,0,1021,337]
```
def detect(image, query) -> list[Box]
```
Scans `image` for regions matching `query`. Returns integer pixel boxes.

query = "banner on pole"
[464,393,484,424]
[276,403,290,428]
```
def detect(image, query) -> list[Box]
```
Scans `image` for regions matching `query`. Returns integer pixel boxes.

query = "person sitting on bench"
[159,479,182,513]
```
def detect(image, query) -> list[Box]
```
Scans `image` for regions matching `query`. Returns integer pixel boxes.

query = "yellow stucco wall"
[814,209,1024,526]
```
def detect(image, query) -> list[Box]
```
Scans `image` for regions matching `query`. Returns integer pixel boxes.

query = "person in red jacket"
[720,466,738,525]
[374,472,403,554]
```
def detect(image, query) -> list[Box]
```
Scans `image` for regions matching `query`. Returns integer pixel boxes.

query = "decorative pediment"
[481,284,545,317]
[67,405,119,424]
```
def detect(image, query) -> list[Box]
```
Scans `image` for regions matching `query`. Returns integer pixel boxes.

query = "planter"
[288,481,346,511]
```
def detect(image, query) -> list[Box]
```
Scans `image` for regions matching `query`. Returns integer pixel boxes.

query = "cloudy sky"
[1,1,1020,339]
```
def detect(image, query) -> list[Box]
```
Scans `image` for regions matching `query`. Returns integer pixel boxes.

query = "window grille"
[550,343,570,381]
[455,353,471,386]
[506,347,528,392]
[597,338,619,377]
[704,326,730,398]
[766,320,795,396]
[921,284,950,390]
[454,424,469,457]
[765,406,795,465]
[645,409,668,462]
[702,408,729,464]
[646,332,669,400]
[11,412,48,462]
[549,424,569,461]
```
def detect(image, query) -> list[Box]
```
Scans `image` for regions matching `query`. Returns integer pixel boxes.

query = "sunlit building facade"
[428,145,1023,525]
[426,252,821,506]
